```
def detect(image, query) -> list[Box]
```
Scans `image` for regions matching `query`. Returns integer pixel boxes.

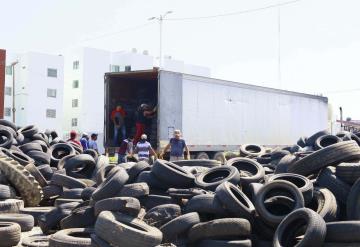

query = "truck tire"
[266,173,313,205]
[195,166,240,191]
[95,211,163,247]
[7,150,34,166]
[188,218,251,243]
[288,141,360,176]
[325,221,360,242]
[49,228,94,247]
[314,135,342,150]
[215,181,255,220]
[239,144,265,157]
[273,208,326,247]
[50,143,76,167]
[0,184,16,199]
[160,212,200,242]
[307,188,338,222]
[346,177,360,220]
[306,130,329,147]
[0,222,21,247]
[0,213,34,232]
[255,180,304,226]
[336,162,360,184]
[127,161,151,183]
[0,129,14,149]
[152,160,195,188]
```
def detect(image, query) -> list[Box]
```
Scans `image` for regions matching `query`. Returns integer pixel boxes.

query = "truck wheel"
[195,152,209,160]
[212,152,226,164]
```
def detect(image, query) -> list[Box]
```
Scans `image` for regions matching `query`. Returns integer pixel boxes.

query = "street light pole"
[149,11,173,69]
[11,61,18,123]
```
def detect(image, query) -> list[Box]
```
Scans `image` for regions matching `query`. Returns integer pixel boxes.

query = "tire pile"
[0,121,360,247]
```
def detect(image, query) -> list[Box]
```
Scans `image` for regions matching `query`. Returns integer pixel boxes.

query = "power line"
[81,22,155,42]
[166,0,302,21]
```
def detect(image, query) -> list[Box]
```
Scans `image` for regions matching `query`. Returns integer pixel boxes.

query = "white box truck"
[104,69,328,159]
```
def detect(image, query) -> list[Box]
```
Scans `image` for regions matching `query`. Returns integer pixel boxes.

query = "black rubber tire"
[92,167,129,201]
[0,119,17,131]
[7,150,34,166]
[336,162,360,184]
[306,130,330,147]
[27,150,51,166]
[167,188,208,200]
[185,194,227,216]
[247,182,264,202]
[90,234,111,247]
[197,239,252,247]
[316,167,350,204]
[0,222,21,247]
[118,182,150,198]
[61,188,83,199]
[22,235,49,247]
[152,159,195,188]
[136,171,168,190]
[195,166,240,191]
[274,154,297,174]
[254,180,305,226]
[95,164,116,185]
[195,152,210,159]
[43,184,63,199]
[127,161,151,183]
[144,204,181,228]
[0,199,24,213]
[0,128,14,149]
[38,164,54,180]
[51,173,87,189]
[0,213,34,232]
[325,221,360,242]
[215,181,255,220]
[83,149,98,160]
[226,157,265,189]
[94,196,140,216]
[63,154,96,179]
[50,143,76,167]
[38,207,71,234]
[266,173,313,205]
[171,159,221,168]
[19,142,43,153]
[60,206,96,229]
[346,177,360,220]
[49,228,94,247]
[68,142,83,154]
[160,212,200,242]
[20,206,54,225]
[0,184,16,199]
[95,211,163,247]
[315,135,342,150]
[297,136,307,148]
[239,144,265,157]
[271,150,290,161]
[273,208,326,247]
[25,163,48,187]
[212,152,227,164]
[288,141,360,176]
[54,199,83,207]
[188,218,251,243]
[307,187,338,222]
[81,187,96,201]
[18,125,38,138]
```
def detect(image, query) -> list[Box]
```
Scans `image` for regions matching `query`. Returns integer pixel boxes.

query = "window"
[71,118,78,127]
[72,99,78,108]
[4,108,11,117]
[72,80,79,88]
[73,61,79,70]
[125,65,131,72]
[47,68,57,78]
[46,109,56,118]
[47,88,57,98]
[111,65,120,72]
[5,66,12,75]
[5,87,12,96]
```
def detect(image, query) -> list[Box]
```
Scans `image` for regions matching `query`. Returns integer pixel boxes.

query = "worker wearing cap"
[133,134,157,162]
[88,133,98,153]
[80,133,89,151]
[67,130,81,146]
[160,129,190,161]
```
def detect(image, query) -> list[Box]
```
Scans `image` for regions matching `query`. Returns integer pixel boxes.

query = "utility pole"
[149,11,173,69]
[11,61,18,123]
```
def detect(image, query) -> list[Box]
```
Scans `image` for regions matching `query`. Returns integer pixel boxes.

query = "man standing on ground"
[118,137,133,164]
[67,130,81,146]
[134,134,157,162]
[160,129,190,161]
[88,133,99,153]
[80,133,89,151]
[111,105,126,146]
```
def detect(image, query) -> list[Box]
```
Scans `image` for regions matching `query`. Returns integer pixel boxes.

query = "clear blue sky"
[1,0,359,119]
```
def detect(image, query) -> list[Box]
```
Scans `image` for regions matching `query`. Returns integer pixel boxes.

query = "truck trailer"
[104,69,328,160]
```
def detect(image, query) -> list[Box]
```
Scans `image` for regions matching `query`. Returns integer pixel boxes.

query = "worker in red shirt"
[133,104,156,145]
[111,105,127,146]
[67,130,81,146]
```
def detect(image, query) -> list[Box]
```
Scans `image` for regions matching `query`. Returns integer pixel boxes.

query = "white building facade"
[4,51,64,133]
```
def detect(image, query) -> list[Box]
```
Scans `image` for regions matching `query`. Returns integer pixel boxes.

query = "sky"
[1,0,360,119]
